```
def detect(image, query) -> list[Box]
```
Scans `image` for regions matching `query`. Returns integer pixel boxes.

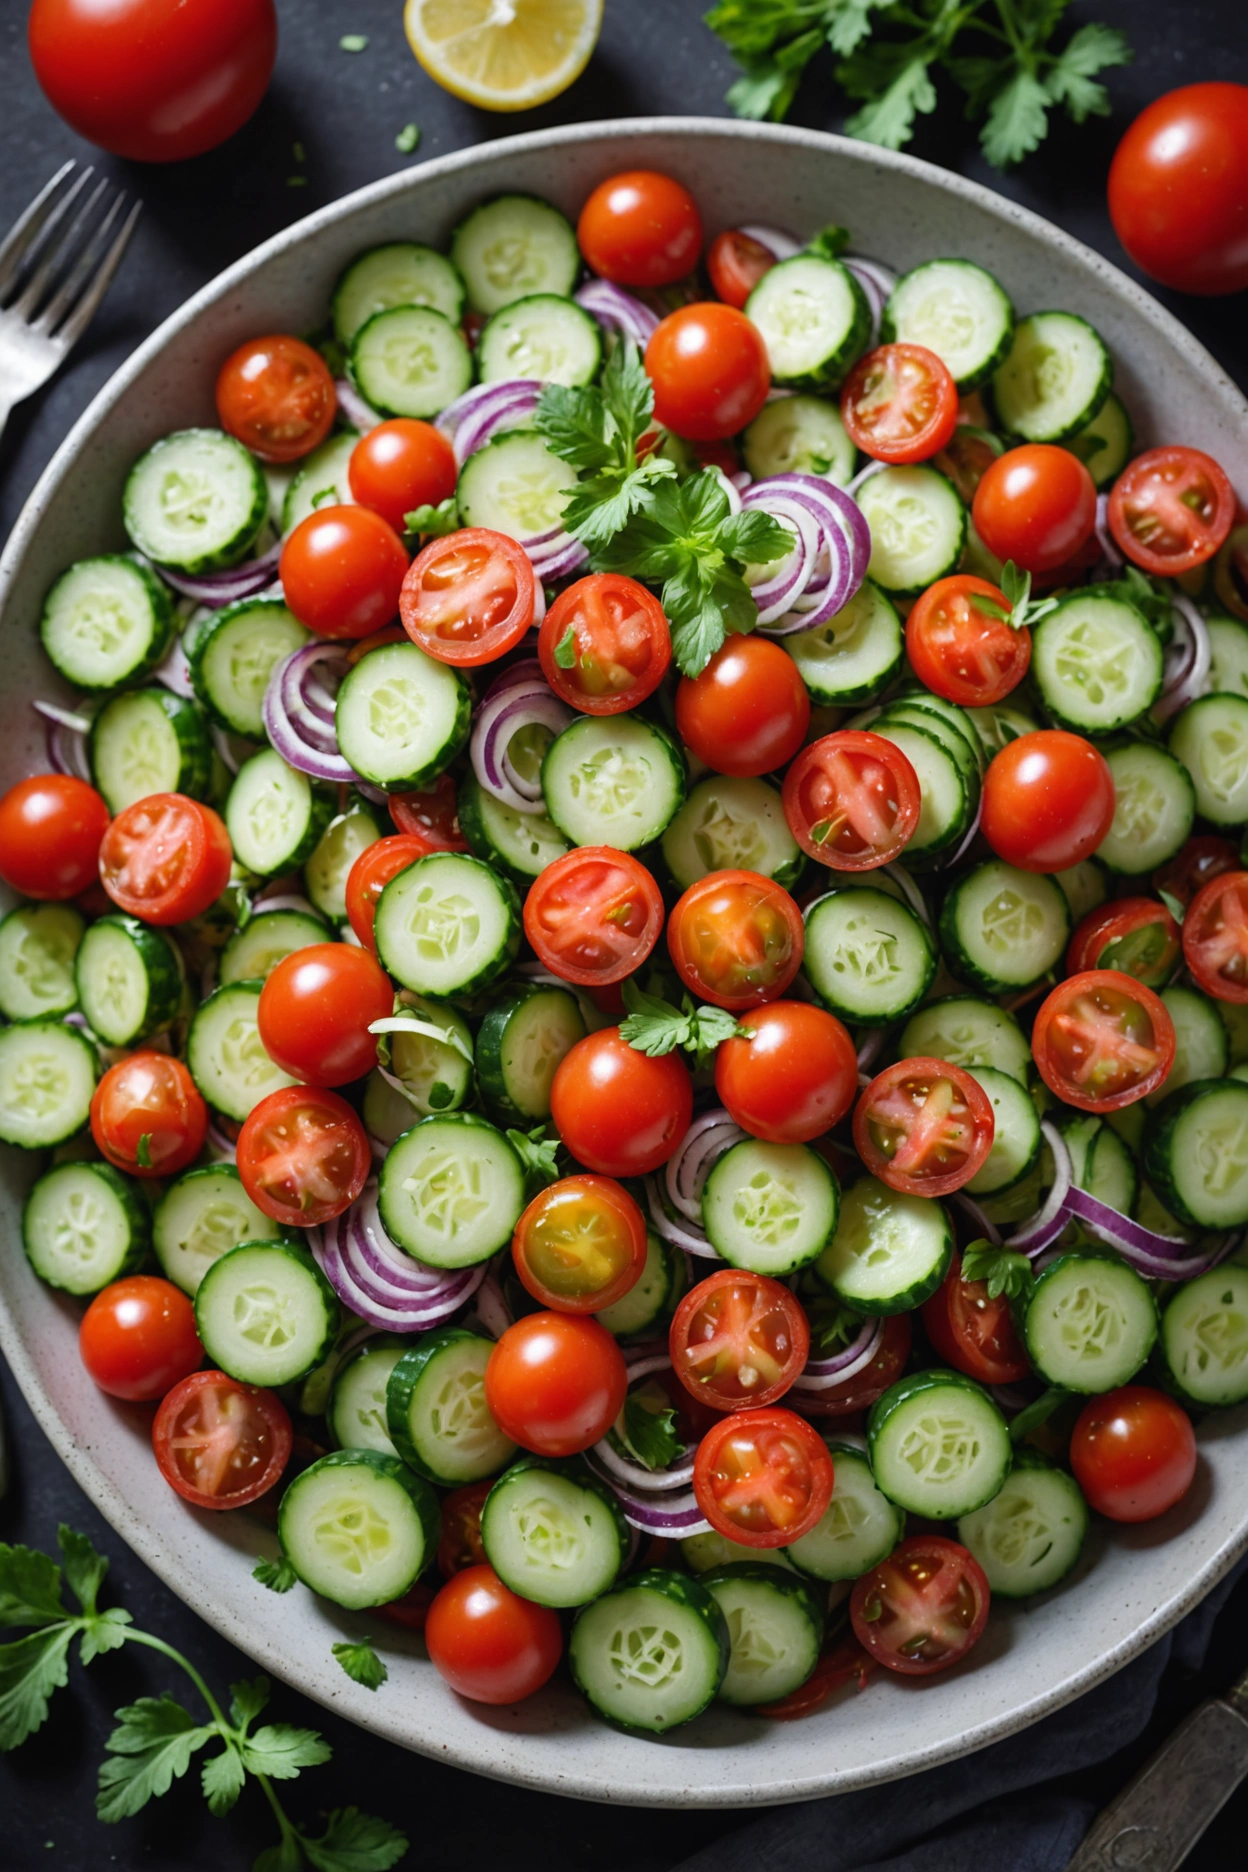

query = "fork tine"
[10,176,112,324]
[24,181,120,331]
[52,199,141,350]
[0,161,84,301]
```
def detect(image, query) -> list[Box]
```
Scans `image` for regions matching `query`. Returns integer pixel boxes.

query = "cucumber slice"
[375,851,521,996]
[1032,592,1163,734]
[450,195,580,315]
[702,1563,825,1707]
[1055,858,1109,925]
[1065,391,1133,488]
[481,1456,627,1607]
[1144,1080,1248,1230]
[456,428,580,542]
[0,1020,97,1150]
[304,799,385,925]
[476,983,586,1122]
[1024,1253,1157,1392]
[785,1443,903,1582]
[327,1339,405,1457]
[22,1160,149,1295]
[1161,1265,1248,1408]
[187,979,296,1121]
[899,994,1032,1083]
[569,1569,729,1733]
[542,714,686,851]
[939,860,1069,993]
[0,904,83,1022]
[332,242,466,345]
[745,255,870,389]
[458,773,570,884]
[802,885,936,1024]
[882,259,1015,392]
[785,580,904,706]
[661,775,803,891]
[881,697,982,789]
[335,641,470,791]
[1097,743,1195,875]
[1207,614,1248,701]
[192,598,310,738]
[377,995,475,1118]
[378,1111,526,1268]
[279,1449,439,1610]
[281,432,358,536]
[595,1230,682,1339]
[226,749,333,878]
[75,914,182,1045]
[41,555,174,692]
[680,1532,798,1574]
[957,1454,1088,1597]
[868,1369,1011,1518]
[91,687,210,813]
[1169,693,1248,826]
[386,1328,517,1484]
[195,1239,338,1386]
[153,1162,284,1295]
[872,719,969,858]
[219,908,329,985]
[816,1174,952,1313]
[965,1065,1042,1196]
[1145,985,1228,1107]
[965,701,1042,760]
[124,429,268,573]
[478,293,602,387]
[702,1138,839,1275]
[742,394,856,485]
[349,306,472,419]
[855,466,967,595]
[991,312,1111,442]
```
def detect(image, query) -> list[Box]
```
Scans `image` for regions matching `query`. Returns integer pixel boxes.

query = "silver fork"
[0,160,141,443]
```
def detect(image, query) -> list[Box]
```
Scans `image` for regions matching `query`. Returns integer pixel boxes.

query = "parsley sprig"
[535,339,677,549]
[0,1526,406,1871]
[975,559,1059,632]
[705,0,1131,169]
[619,979,754,1068]
[621,1390,684,1471]
[961,1238,1036,1303]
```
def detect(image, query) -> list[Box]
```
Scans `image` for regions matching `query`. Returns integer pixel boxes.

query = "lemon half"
[404,0,603,112]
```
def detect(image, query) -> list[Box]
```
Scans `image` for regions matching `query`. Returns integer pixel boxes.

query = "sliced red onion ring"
[739,224,802,261]
[575,279,661,347]
[310,1190,484,1330]
[468,1270,514,1341]
[206,1118,237,1160]
[209,724,241,775]
[34,700,93,783]
[156,540,283,609]
[1153,594,1212,723]
[263,642,355,784]
[951,1190,1002,1249]
[585,1467,712,1537]
[436,379,543,465]
[741,475,870,634]
[844,254,898,339]
[665,1110,747,1223]
[793,1316,884,1391]
[1094,491,1125,570]
[484,658,547,697]
[624,1350,674,1382]
[1062,1187,1235,1281]
[644,1178,723,1260]
[1008,1121,1074,1255]
[846,459,890,500]
[470,678,573,813]
[335,376,382,434]
[253,886,320,916]
[937,796,984,870]
[152,634,196,698]
[855,1027,888,1074]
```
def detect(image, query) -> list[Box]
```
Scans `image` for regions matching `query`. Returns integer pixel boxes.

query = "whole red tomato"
[485,1311,627,1457]
[1070,1386,1197,1523]
[550,1027,692,1177]
[645,304,770,442]
[981,729,1115,873]
[972,445,1097,575]
[0,774,108,900]
[675,637,810,777]
[257,943,393,1087]
[425,1564,562,1705]
[80,1275,203,1402]
[28,0,276,163]
[1108,83,1248,295]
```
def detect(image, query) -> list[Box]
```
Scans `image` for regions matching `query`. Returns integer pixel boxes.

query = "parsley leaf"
[242,1722,333,1778]
[97,1694,214,1821]
[253,1553,299,1594]
[619,979,751,1067]
[975,559,1060,632]
[404,496,460,538]
[58,1526,109,1618]
[201,1745,247,1817]
[0,1542,72,1628]
[506,1125,562,1193]
[229,1675,270,1730]
[622,1395,683,1471]
[300,1804,408,1872]
[553,624,578,669]
[961,1240,1036,1304]
[78,1607,132,1666]
[1045,22,1130,120]
[807,1296,869,1357]
[537,340,678,551]
[332,1642,389,1692]
[0,1626,76,1750]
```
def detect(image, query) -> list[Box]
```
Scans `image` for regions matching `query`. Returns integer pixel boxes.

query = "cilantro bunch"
[705,0,1131,169]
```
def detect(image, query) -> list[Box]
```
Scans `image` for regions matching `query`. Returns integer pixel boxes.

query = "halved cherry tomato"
[674,636,810,778]
[840,343,958,464]
[400,527,536,666]
[153,1369,292,1511]
[853,1057,995,1198]
[484,1311,628,1457]
[1108,446,1235,575]
[1031,969,1176,1111]
[933,427,1001,504]
[921,1253,1031,1385]
[758,1632,876,1718]
[236,1084,370,1226]
[550,1028,693,1177]
[538,574,670,713]
[714,1000,858,1143]
[1182,870,1248,1003]
[783,731,921,871]
[667,869,804,1012]
[645,303,771,442]
[1154,834,1240,909]
[348,418,458,534]
[1069,1385,1197,1523]
[512,1174,647,1314]
[973,444,1097,575]
[981,729,1115,873]
[91,1053,207,1179]
[436,1480,492,1579]
[850,1535,990,1675]
[1067,896,1181,989]
[345,834,428,951]
[670,1270,810,1412]
[0,773,109,900]
[707,228,777,309]
[387,772,468,851]
[905,574,1031,708]
[99,793,232,926]
[577,170,702,288]
[795,1312,912,1419]
[215,334,335,464]
[425,1563,562,1705]
[280,504,409,641]
[693,1407,834,1548]
[523,846,663,988]
[257,942,393,1087]
[80,1275,203,1402]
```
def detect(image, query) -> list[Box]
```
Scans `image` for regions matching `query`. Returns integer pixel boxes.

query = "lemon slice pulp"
[404,0,603,112]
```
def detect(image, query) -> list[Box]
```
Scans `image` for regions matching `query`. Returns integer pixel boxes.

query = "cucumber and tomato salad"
[2,166,1246,1740]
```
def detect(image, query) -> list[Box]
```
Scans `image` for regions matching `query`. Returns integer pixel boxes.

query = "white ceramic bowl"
[2,118,1247,1810]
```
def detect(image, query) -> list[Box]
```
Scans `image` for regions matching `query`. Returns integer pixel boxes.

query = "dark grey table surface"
[1,3,1247,1868]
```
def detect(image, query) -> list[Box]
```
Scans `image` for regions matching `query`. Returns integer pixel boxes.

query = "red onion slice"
[209,724,241,775]
[1094,491,1125,570]
[644,1177,722,1260]
[155,540,283,609]
[468,1270,513,1341]
[878,862,931,926]
[1008,1121,1074,1255]
[152,634,196,698]
[263,642,355,784]
[335,376,382,434]
[575,279,661,346]
[665,1109,747,1222]
[1153,594,1212,724]
[436,379,543,464]
[844,254,898,339]
[584,1465,712,1537]
[793,1315,884,1391]
[739,224,802,261]
[1061,1186,1234,1281]
[470,679,573,813]
[587,1441,697,1494]
[34,700,93,783]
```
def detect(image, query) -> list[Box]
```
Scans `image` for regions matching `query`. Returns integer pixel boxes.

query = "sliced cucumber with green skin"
[0,1020,97,1150]
[457,428,580,542]
[191,598,310,737]
[187,979,296,1121]
[742,393,856,485]
[745,255,870,389]
[124,429,268,573]
[386,1327,517,1484]
[965,1065,1042,1196]
[939,860,1069,993]
[377,995,475,1117]
[1145,985,1228,1108]
[874,719,971,860]
[336,641,471,792]
[542,714,686,852]
[22,1161,149,1296]
[661,775,803,890]
[1064,391,1133,488]
[476,982,586,1122]
[90,687,211,813]
[450,195,580,315]
[1170,693,1248,827]
[816,1175,952,1314]
[596,1230,682,1339]
[219,908,329,984]
[702,1563,825,1707]
[1207,615,1248,701]
[897,692,985,774]
[965,701,1043,760]
[226,749,334,878]
[803,886,935,1024]
[703,1138,839,1276]
[1097,743,1195,875]
[1144,1080,1248,1231]
[153,1162,285,1295]
[478,293,602,386]
[868,1368,1011,1519]
[281,432,358,536]
[363,1068,422,1146]
[1024,1253,1157,1393]
[378,1111,526,1268]
[459,773,570,884]
[327,1339,405,1456]
[1032,592,1163,735]
[899,995,1032,1084]
[785,580,904,706]
[375,851,521,997]
[279,1449,440,1611]
[195,1239,338,1387]
[1161,1265,1248,1408]
[41,554,175,692]
[879,700,981,794]
[784,1443,903,1582]
[331,242,466,346]
[481,1455,627,1608]
[569,1568,729,1734]
[881,258,1015,392]
[75,914,182,1045]
[0,904,83,1022]
[680,1532,797,1574]
[991,311,1112,442]
[957,1452,1088,1597]
[304,799,385,924]
[856,465,967,596]
[1055,858,1109,925]
[349,305,472,420]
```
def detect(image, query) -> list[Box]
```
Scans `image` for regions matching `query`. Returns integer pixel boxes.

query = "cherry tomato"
[345,835,428,951]
[674,636,810,778]
[1182,870,1248,1003]
[512,1174,647,1314]
[91,1053,207,1179]
[850,1535,990,1675]
[1154,834,1240,909]
[538,574,670,714]
[550,1028,693,1178]
[348,419,458,534]
[28,0,275,163]
[577,170,702,288]
[0,773,109,900]
[981,729,1115,873]
[645,304,771,443]
[1031,969,1176,1112]
[400,528,536,666]
[436,1481,492,1579]
[257,942,392,1087]
[670,1270,809,1411]
[714,1000,857,1144]
[388,772,469,851]
[972,444,1097,575]
[215,335,334,464]
[1068,897,1181,989]
[236,1084,370,1226]
[1108,83,1248,295]
[921,1253,1031,1386]
[853,1058,995,1198]
[1107,446,1235,576]
[523,847,663,988]
[280,505,408,642]
[783,731,921,870]
[758,1632,876,1718]
[98,792,232,926]
[693,1407,834,1548]
[708,228,778,309]
[153,1369,292,1510]
[796,1312,912,1419]
[840,343,958,464]
[426,1563,562,1705]
[1070,1385,1197,1523]
[667,869,804,1012]
[79,1275,202,1402]
[905,574,1031,708]
[485,1311,628,1457]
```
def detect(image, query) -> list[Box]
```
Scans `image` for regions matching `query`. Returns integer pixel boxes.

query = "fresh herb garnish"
[621,1394,683,1471]
[961,1239,1036,1303]
[975,559,1059,632]
[135,1134,152,1170]
[619,979,753,1068]
[252,1554,298,1595]
[553,624,578,669]
[340,33,369,52]
[806,222,852,259]
[332,1642,388,1692]
[807,1295,869,1357]
[535,339,677,549]
[404,496,460,538]
[395,124,421,154]
[506,1125,562,1193]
